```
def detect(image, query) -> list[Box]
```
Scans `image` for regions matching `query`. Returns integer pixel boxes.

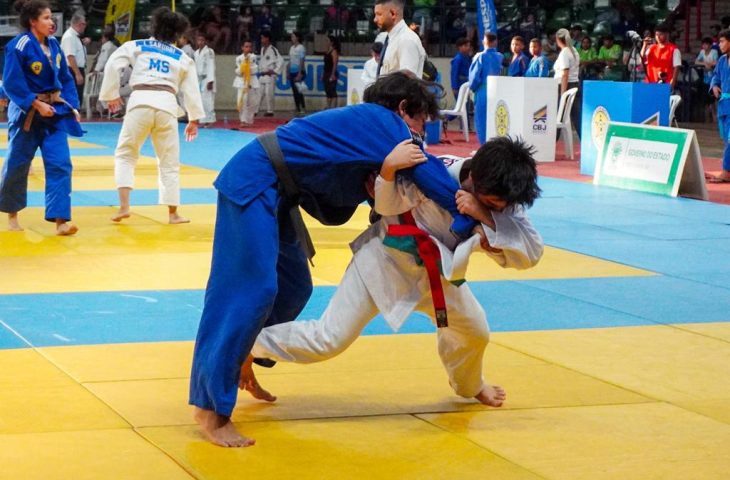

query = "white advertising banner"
[486,76,558,162]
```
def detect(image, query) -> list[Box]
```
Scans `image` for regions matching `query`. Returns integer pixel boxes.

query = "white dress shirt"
[61,27,87,69]
[378,19,425,78]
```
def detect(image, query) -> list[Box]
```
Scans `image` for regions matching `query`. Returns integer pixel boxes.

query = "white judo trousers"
[252,259,490,397]
[258,77,275,114]
[237,88,260,124]
[114,106,181,206]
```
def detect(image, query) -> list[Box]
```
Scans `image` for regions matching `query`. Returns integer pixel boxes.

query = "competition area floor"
[1,123,730,479]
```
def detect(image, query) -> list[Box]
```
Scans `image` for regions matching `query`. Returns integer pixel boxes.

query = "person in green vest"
[597,35,624,80]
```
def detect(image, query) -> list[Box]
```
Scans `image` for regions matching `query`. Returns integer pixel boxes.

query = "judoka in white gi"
[194,33,216,126]
[257,31,282,116]
[248,137,544,406]
[233,40,259,128]
[99,7,205,224]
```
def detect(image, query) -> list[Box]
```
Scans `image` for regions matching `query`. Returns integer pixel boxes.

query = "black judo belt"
[258,132,316,266]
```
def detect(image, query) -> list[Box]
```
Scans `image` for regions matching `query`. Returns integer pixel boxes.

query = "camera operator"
[640,23,682,91]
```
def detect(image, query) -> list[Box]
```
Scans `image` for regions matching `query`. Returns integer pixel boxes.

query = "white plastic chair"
[82,72,103,119]
[556,87,579,160]
[669,94,682,127]
[439,82,471,142]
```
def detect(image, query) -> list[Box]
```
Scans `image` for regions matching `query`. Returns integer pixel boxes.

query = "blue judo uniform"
[508,52,530,77]
[0,32,82,221]
[525,54,551,78]
[189,103,477,416]
[710,53,730,172]
[469,48,503,144]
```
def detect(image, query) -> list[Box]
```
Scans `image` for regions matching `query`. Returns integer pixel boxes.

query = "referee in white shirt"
[61,11,89,104]
[373,0,426,78]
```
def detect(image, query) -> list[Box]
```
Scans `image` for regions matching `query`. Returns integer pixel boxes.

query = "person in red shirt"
[641,23,682,90]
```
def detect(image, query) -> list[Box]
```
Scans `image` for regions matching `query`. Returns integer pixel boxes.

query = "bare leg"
[111,187,132,222]
[193,407,256,448]
[475,384,506,407]
[55,219,78,236]
[238,355,277,402]
[168,205,190,224]
[8,213,23,231]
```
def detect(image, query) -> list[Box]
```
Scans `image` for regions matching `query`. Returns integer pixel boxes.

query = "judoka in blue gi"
[0,0,83,235]
[469,33,503,144]
[709,29,730,183]
[189,72,479,448]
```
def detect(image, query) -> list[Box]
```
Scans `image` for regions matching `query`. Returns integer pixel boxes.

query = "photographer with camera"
[640,23,682,91]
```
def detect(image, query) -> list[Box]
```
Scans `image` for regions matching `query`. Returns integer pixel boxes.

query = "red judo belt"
[387,210,448,328]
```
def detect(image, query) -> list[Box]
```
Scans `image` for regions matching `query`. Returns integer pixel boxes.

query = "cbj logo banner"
[532,105,548,134]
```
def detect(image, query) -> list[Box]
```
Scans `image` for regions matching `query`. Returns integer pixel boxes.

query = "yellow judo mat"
[1,126,729,479]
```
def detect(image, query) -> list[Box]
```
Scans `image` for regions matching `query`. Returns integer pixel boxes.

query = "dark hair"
[363,71,441,120]
[719,29,730,42]
[374,0,404,9]
[512,35,524,45]
[701,36,713,45]
[470,137,541,208]
[529,37,540,45]
[486,33,497,43]
[372,41,383,54]
[456,37,470,48]
[655,23,671,33]
[13,0,50,30]
[151,6,189,44]
[327,34,340,52]
[260,31,271,40]
[291,31,301,43]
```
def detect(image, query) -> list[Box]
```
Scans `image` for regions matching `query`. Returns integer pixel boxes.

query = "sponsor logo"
[30,61,42,75]
[532,105,548,134]
[591,106,610,151]
[495,100,509,137]
[609,138,624,166]
[55,53,61,68]
[116,12,131,37]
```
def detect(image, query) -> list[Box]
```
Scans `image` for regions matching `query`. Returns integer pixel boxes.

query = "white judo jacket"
[351,157,544,331]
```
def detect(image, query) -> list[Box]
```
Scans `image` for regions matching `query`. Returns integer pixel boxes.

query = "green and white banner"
[594,122,708,200]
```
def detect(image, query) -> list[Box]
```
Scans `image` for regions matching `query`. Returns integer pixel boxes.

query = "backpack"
[423,57,438,82]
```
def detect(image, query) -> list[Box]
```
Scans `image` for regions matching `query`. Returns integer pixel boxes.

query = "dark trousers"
[289,72,306,112]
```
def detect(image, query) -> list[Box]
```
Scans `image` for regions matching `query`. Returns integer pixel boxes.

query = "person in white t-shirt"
[288,31,307,114]
[554,28,582,138]
[373,0,426,78]
[99,7,205,225]
[361,41,383,87]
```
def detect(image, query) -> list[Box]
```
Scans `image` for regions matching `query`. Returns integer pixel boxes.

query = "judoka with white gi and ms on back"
[246,136,543,407]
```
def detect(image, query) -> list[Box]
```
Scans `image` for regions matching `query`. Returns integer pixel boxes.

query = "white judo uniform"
[233,52,260,124]
[252,157,544,398]
[99,38,205,206]
[195,44,216,124]
[257,44,283,115]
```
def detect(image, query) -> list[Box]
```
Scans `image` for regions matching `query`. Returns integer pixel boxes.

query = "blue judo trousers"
[0,32,82,221]
[469,48,503,144]
[189,103,477,416]
[710,54,730,171]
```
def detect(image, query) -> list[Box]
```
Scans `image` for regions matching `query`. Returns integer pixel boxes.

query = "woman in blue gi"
[0,0,83,235]
[709,29,730,183]
[469,32,504,144]
[190,72,479,448]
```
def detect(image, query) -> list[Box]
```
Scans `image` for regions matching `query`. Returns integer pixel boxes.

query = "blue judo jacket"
[3,32,82,137]
[215,103,476,237]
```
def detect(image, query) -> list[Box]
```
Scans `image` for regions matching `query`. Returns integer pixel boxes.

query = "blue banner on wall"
[476,0,497,50]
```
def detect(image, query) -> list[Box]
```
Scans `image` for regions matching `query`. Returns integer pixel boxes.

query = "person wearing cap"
[641,23,682,90]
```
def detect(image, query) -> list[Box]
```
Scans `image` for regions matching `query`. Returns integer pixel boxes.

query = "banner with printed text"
[105,0,136,43]
[476,0,497,51]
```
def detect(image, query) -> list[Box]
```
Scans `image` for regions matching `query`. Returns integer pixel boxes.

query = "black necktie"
[376,35,389,77]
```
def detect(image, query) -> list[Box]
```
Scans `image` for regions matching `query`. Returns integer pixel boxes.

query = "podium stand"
[486,77,558,162]
[580,81,670,175]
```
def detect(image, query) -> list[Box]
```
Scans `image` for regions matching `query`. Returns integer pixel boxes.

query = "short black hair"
[655,23,671,33]
[469,137,541,208]
[151,6,189,44]
[456,37,470,48]
[374,0,404,9]
[13,0,50,30]
[701,36,713,44]
[719,29,730,42]
[372,41,383,54]
[363,70,442,120]
[486,33,497,43]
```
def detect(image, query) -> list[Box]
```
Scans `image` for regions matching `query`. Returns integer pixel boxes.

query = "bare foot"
[111,209,131,222]
[169,213,190,224]
[475,384,506,407]
[56,222,78,236]
[194,407,255,448]
[8,214,23,231]
[239,355,277,402]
